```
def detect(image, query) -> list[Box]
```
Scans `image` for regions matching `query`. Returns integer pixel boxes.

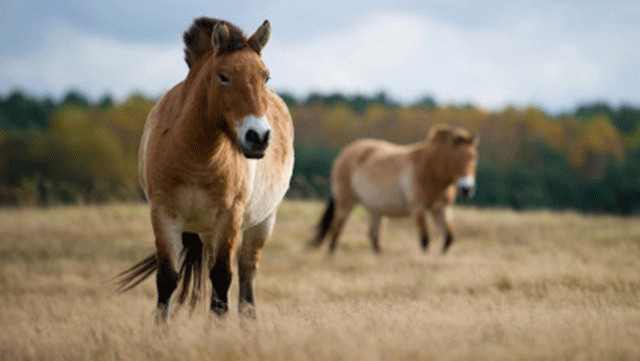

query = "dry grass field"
[2,199,640,360]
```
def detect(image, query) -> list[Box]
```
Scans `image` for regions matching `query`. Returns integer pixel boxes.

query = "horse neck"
[172,67,233,165]
[415,142,454,188]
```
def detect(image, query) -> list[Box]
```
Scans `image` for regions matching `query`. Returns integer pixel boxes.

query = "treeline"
[1,88,640,214]
[0,90,150,205]
[285,91,640,214]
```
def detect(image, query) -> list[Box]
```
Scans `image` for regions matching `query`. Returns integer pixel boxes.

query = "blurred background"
[0,0,639,213]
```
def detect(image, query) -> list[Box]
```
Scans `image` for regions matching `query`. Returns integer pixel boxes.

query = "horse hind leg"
[237,213,276,318]
[328,205,353,254]
[310,194,355,254]
[325,167,357,254]
[368,213,382,253]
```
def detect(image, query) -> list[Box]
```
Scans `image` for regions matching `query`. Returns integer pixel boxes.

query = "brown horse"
[116,17,294,321]
[310,125,477,254]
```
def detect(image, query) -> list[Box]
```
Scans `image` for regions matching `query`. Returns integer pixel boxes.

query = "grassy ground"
[1,200,640,360]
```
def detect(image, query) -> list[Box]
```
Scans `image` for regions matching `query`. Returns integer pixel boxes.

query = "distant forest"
[1,88,640,214]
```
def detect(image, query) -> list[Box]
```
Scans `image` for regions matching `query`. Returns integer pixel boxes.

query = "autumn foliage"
[1,89,639,213]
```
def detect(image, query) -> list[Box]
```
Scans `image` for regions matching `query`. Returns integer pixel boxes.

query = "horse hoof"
[211,299,229,317]
[239,304,257,319]
[307,238,322,250]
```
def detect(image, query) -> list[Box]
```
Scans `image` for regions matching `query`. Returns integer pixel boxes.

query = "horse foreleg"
[237,213,275,318]
[209,211,242,317]
[413,207,429,252]
[434,205,455,253]
[368,213,382,253]
[151,207,183,323]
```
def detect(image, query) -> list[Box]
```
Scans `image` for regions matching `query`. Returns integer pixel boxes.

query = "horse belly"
[351,171,410,216]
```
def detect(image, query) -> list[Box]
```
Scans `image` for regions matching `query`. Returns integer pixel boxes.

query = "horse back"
[332,139,414,215]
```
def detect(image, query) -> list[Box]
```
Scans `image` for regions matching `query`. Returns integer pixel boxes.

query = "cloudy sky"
[1,0,638,112]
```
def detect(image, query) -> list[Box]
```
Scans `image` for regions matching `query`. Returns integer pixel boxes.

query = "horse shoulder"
[242,91,294,227]
[266,90,294,164]
[138,83,186,196]
[410,144,454,208]
[406,145,435,205]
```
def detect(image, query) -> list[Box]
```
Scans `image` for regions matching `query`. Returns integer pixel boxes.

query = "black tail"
[309,197,335,248]
[114,253,157,292]
[176,232,205,309]
[115,232,206,310]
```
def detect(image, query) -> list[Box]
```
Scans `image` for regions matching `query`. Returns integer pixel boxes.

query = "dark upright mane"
[183,17,248,68]
[428,124,474,145]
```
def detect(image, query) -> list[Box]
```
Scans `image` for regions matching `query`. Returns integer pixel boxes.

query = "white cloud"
[265,12,636,111]
[264,14,428,97]
[0,23,187,100]
[1,12,637,112]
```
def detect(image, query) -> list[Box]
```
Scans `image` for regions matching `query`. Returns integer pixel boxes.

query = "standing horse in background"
[310,125,477,254]
[116,17,294,321]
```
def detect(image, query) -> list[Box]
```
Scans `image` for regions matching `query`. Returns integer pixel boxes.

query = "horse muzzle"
[238,115,272,159]
[457,177,476,199]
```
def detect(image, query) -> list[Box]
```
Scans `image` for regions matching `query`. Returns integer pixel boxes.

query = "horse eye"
[265,75,270,83]
[218,72,230,85]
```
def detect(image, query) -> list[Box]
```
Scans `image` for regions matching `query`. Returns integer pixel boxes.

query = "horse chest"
[243,188,278,227]
[242,159,292,227]
[174,186,222,233]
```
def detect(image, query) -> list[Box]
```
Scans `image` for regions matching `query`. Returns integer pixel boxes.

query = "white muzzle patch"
[237,115,272,158]
[457,176,476,198]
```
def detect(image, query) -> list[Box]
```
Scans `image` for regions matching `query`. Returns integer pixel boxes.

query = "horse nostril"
[245,129,260,145]
[262,130,271,145]
[459,186,472,198]
[246,129,270,148]
[459,186,475,199]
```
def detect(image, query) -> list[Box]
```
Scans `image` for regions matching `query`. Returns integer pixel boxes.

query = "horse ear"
[211,22,230,54]
[249,20,271,54]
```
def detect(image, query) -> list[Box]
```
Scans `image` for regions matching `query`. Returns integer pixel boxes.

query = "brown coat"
[311,125,477,254]
[118,18,294,321]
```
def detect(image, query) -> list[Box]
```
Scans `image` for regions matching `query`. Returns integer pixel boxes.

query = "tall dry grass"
[1,200,640,360]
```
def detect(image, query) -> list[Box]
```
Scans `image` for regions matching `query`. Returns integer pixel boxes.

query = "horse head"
[449,131,479,199]
[185,19,273,159]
